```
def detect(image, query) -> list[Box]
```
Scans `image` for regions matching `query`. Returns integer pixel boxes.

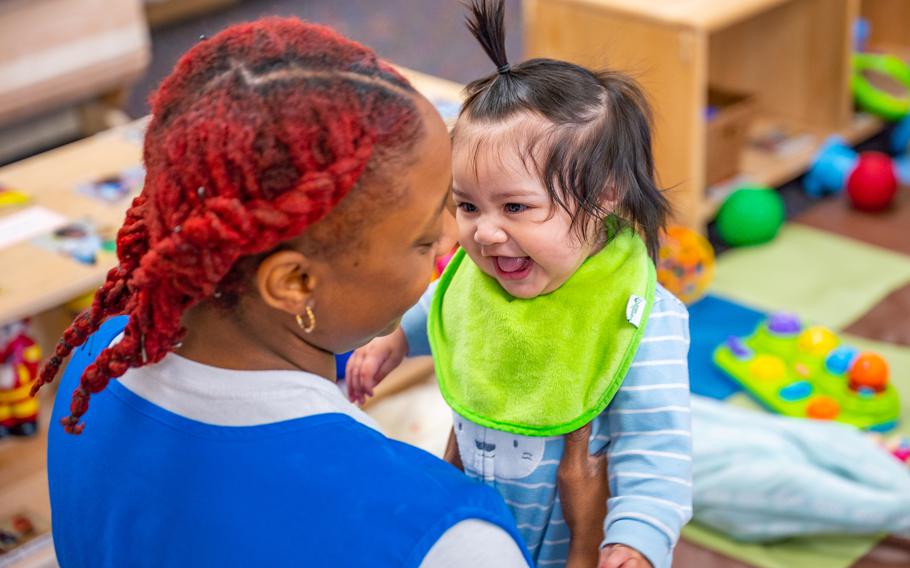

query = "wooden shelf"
[551,0,795,31]
[702,112,883,223]
[861,0,910,54]
[524,0,902,229]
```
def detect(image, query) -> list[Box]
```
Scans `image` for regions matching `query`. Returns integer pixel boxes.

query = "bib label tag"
[626,294,645,328]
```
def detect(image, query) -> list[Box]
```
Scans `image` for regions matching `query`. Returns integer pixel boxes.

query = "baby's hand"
[599,544,652,568]
[345,327,409,404]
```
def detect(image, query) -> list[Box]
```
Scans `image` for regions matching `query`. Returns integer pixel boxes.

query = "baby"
[349,2,692,566]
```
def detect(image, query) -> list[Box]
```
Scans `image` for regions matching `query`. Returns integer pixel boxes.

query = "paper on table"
[0,206,68,250]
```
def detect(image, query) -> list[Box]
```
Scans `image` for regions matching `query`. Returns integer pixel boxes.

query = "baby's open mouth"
[494,256,533,280]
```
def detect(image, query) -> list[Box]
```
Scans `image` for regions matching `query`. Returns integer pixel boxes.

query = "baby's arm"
[346,281,437,402]
[600,289,693,568]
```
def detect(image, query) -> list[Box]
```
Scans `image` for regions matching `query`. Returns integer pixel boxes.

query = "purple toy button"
[768,312,801,335]
[726,336,752,358]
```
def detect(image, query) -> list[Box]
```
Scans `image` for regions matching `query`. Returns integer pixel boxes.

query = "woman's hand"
[558,422,609,568]
[345,328,408,404]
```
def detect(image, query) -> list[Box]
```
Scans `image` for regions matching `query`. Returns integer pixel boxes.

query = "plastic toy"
[889,115,910,186]
[0,186,29,209]
[714,185,785,247]
[852,53,910,121]
[0,321,41,437]
[804,137,857,198]
[895,155,910,187]
[714,312,900,431]
[868,433,910,468]
[853,18,870,53]
[891,114,910,154]
[656,226,715,305]
[846,152,898,211]
[805,137,900,210]
[885,435,910,465]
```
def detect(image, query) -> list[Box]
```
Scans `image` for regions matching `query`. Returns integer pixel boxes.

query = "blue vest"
[48,316,530,567]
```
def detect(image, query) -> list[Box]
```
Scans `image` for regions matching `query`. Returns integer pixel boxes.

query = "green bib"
[428,231,656,437]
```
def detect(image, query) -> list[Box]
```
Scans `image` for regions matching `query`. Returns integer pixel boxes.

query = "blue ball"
[804,137,857,197]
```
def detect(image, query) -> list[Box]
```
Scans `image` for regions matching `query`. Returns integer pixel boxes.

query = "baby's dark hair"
[457,0,670,260]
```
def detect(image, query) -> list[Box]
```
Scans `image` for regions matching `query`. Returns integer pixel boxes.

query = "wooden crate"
[524,0,887,228]
[861,0,910,57]
[706,88,756,187]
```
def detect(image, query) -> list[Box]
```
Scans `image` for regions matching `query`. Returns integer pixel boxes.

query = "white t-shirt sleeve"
[419,519,529,568]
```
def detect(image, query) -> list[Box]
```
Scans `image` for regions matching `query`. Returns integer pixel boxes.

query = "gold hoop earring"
[295,305,316,334]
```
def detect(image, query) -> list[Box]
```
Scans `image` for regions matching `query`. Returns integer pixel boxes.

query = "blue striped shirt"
[402,283,693,568]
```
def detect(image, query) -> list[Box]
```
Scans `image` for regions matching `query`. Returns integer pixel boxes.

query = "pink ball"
[846,152,898,212]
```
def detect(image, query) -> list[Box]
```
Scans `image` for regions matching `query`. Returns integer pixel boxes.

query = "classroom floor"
[2,1,909,567]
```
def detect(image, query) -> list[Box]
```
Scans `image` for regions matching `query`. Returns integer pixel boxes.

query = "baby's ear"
[601,184,619,210]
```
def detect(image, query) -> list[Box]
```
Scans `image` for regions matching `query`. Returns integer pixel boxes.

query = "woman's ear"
[255,250,317,315]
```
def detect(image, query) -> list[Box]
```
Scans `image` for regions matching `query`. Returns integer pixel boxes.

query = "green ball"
[716,185,785,246]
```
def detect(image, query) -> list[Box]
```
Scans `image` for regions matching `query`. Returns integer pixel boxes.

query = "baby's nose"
[474,220,507,246]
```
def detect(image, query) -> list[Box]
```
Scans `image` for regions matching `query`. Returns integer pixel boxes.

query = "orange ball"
[849,352,889,392]
[806,396,840,420]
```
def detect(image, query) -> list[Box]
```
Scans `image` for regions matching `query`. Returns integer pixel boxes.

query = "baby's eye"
[504,203,527,214]
[457,202,478,213]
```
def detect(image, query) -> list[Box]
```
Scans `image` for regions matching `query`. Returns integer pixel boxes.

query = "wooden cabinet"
[524,0,907,228]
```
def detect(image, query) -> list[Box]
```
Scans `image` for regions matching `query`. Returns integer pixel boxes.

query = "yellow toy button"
[798,326,839,356]
[749,354,786,381]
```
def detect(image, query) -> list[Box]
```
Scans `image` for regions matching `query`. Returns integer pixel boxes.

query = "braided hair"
[32,18,423,434]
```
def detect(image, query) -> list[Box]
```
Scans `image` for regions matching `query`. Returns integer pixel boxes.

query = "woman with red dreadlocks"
[39,18,607,568]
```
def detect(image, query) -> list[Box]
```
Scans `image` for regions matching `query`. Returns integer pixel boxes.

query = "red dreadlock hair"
[32,18,423,434]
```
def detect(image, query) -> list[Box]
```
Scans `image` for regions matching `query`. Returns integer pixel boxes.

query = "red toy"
[0,321,41,437]
[846,152,898,212]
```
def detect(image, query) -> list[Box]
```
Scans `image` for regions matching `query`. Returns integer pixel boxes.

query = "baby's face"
[451,126,601,298]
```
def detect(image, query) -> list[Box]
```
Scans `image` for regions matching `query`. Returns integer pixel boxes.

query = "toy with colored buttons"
[714,312,900,431]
